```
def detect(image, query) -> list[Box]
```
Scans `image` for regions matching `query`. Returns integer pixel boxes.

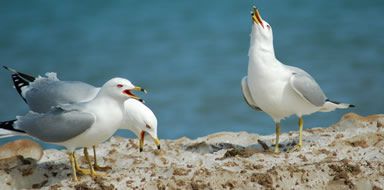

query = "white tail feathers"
[319,100,354,112]
[0,129,25,138]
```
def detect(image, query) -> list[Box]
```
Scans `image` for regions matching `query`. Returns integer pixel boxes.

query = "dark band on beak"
[134,86,147,94]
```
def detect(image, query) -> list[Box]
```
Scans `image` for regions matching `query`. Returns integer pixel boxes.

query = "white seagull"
[241,7,354,153]
[0,77,142,181]
[2,66,160,168]
[123,98,159,152]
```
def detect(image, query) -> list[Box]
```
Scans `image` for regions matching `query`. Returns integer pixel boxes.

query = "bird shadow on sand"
[184,139,299,159]
[0,156,72,188]
[0,156,103,189]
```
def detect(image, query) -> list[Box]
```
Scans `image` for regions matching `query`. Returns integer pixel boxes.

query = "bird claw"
[287,144,302,153]
[274,145,280,154]
[76,167,92,176]
[93,164,112,171]
[76,167,105,178]
[90,171,106,178]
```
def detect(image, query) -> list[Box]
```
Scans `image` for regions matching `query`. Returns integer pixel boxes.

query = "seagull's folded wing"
[241,76,263,111]
[15,108,95,143]
[25,79,99,113]
[289,72,326,107]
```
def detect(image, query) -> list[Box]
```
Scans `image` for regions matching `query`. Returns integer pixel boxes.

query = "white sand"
[0,112,383,189]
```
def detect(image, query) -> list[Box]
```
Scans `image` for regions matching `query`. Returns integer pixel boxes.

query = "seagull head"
[123,98,160,152]
[101,77,146,102]
[250,6,274,51]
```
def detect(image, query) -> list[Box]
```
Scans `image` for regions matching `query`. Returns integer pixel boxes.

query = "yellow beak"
[251,6,264,28]
[124,86,146,102]
[133,86,147,94]
[153,137,161,150]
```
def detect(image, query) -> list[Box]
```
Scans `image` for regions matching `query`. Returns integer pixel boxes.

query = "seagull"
[0,77,142,181]
[123,98,159,152]
[241,7,354,153]
[2,66,160,169]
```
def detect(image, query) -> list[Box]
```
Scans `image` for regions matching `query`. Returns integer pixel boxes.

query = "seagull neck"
[91,91,125,109]
[248,47,278,68]
[249,31,275,57]
[248,42,275,58]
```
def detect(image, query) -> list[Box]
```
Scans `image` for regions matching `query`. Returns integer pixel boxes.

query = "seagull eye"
[117,84,123,88]
[267,25,271,30]
[146,125,152,129]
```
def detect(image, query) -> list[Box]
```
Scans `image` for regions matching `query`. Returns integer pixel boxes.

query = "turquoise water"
[0,1,383,149]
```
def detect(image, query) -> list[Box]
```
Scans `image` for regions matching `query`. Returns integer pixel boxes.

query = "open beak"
[123,86,146,102]
[251,6,264,28]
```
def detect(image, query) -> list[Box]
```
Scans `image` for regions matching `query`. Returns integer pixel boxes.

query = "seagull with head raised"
[241,7,354,153]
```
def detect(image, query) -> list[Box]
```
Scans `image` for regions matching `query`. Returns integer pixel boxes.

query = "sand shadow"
[184,138,299,160]
[1,156,89,189]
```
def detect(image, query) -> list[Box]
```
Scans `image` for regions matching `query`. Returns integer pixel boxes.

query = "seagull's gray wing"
[16,107,95,143]
[286,66,326,107]
[241,76,263,111]
[25,79,99,113]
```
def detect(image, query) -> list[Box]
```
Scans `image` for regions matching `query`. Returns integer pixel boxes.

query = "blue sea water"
[0,1,383,149]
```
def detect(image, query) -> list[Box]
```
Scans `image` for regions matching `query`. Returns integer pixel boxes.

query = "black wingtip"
[0,120,25,133]
[11,74,29,103]
[3,67,37,103]
[3,65,14,73]
[3,66,36,82]
[326,99,355,108]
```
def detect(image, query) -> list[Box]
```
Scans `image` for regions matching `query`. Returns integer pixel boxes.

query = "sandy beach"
[0,112,383,190]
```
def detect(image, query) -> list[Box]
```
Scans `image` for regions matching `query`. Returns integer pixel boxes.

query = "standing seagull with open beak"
[0,77,142,181]
[1,66,160,170]
[241,6,354,153]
